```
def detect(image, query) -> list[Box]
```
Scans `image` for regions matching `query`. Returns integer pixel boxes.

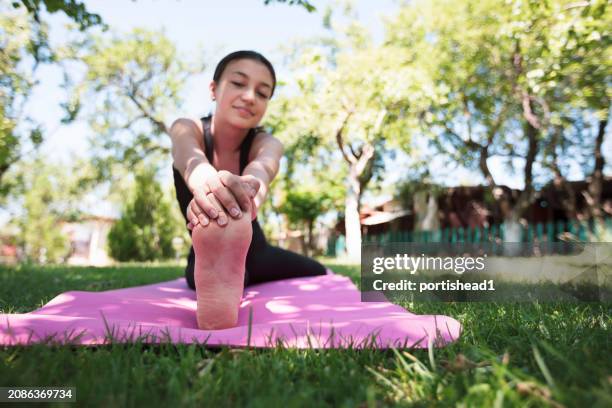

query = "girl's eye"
[232,81,244,87]
[257,92,269,99]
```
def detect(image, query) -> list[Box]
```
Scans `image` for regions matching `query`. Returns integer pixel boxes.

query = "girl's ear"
[209,80,217,101]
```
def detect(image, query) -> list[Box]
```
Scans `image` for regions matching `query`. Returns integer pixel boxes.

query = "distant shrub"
[108,168,176,261]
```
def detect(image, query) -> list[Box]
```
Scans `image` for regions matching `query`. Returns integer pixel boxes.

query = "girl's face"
[210,58,274,130]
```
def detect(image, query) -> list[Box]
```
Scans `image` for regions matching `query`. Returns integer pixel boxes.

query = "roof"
[361,210,411,226]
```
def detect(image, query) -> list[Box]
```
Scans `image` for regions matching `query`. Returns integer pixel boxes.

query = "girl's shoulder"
[248,129,284,162]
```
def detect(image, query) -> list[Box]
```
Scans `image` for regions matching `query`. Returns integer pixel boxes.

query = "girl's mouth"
[234,106,254,117]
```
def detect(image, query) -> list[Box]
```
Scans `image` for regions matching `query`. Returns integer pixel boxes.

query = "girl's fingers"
[193,189,220,220]
[186,201,199,226]
[241,175,261,197]
[211,183,241,219]
[206,192,228,227]
[250,195,258,221]
[188,200,208,227]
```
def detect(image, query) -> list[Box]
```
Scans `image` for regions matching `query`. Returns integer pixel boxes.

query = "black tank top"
[172,115,259,221]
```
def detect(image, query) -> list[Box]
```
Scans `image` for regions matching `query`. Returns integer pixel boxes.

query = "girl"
[170,51,327,330]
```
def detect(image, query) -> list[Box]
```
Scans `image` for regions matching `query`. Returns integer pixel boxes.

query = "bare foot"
[192,213,252,330]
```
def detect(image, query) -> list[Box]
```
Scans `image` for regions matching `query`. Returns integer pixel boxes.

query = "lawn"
[0,260,610,407]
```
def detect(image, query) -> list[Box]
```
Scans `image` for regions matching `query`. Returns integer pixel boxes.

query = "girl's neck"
[210,114,249,153]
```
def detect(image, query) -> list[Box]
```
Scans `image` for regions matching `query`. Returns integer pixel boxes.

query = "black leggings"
[184,219,327,290]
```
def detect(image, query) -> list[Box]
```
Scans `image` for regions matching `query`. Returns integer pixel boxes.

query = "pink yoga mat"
[0,270,461,349]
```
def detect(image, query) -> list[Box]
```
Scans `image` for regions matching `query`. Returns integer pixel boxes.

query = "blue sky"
[5,0,611,221]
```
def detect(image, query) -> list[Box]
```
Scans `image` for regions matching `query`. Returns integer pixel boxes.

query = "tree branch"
[335,110,355,165]
[462,92,474,143]
[348,142,360,159]
[442,122,482,151]
[126,87,168,135]
[521,91,541,130]
[545,126,577,218]
[564,1,590,11]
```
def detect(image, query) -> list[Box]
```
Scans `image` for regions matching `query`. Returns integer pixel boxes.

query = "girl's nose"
[242,88,255,102]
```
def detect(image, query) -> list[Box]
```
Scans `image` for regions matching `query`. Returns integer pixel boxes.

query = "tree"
[0,8,49,198]
[545,0,610,224]
[62,28,201,185]
[13,158,76,263]
[1,0,107,198]
[12,0,103,30]
[279,188,331,255]
[267,15,419,260]
[386,0,610,236]
[107,166,178,262]
[3,0,316,195]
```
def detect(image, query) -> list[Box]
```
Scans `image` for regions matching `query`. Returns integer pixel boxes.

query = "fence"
[363,217,612,245]
[327,217,612,256]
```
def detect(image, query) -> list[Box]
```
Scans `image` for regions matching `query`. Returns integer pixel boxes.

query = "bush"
[107,168,177,261]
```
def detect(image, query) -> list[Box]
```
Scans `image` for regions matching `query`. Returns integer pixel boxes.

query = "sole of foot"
[192,214,252,330]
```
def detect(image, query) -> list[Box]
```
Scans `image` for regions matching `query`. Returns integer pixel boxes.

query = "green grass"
[0,261,610,407]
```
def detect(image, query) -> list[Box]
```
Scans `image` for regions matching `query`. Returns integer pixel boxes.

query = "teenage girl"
[170,51,326,330]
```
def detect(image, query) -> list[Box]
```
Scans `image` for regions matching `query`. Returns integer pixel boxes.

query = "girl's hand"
[190,171,259,227]
[216,170,260,216]
[188,178,259,229]
[187,192,224,229]
[249,194,258,221]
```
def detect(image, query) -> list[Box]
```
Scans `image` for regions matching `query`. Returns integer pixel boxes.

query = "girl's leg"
[191,214,253,330]
[245,221,327,286]
[185,246,195,289]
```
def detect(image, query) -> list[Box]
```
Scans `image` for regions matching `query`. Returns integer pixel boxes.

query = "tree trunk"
[300,235,309,257]
[548,126,577,219]
[334,109,382,263]
[501,209,523,256]
[493,43,540,232]
[414,191,440,232]
[500,128,536,242]
[307,219,314,255]
[583,117,608,224]
[345,167,362,262]
[502,210,522,241]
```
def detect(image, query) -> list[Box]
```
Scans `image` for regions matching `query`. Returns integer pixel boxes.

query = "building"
[61,216,116,266]
[334,178,612,237]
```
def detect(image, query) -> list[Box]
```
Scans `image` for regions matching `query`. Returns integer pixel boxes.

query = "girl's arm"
[170,118,255,225]
[242,132,284,214]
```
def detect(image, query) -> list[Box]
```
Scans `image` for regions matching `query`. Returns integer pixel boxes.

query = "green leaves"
[107,167,179,262]
[11,158,86,263]
[13,0,104,31]
[385,0,609,200]
[0,10,47,196]
[279,188,331,227]
[263,0,316,13]
[61,28,203,181]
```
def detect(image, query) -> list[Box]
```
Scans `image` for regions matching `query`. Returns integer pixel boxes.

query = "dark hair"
[212,50,276,98]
